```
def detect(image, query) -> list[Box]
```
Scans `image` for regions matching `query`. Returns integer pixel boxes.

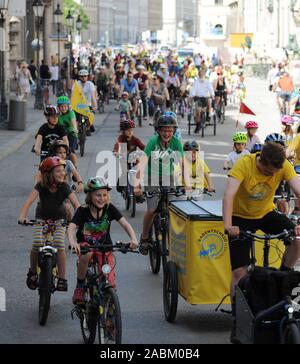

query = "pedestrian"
[50,62,59,95]
[17,62,32,100]
[28,60,37,82]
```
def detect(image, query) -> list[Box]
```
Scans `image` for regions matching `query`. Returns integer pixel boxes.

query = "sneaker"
[56,278,68,292]
[26,269,38,290]
[72,288,85,304]
[86,129,92,137]
[139,236,150,256]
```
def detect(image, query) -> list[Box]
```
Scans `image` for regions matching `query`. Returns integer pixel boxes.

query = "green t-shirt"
[144,135,184,183]
[58,110,77,137]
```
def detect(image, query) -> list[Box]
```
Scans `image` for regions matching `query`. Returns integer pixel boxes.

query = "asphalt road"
[0,78,284,344]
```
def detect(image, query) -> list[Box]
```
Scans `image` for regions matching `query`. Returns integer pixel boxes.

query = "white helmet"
[78,69,89,76]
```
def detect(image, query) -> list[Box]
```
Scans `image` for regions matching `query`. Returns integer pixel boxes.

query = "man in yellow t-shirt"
[223,142,300,301]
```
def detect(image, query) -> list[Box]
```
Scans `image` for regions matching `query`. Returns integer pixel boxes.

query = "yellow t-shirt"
[288,133,300,165]
[175,159,211,189]
[229,154,296,219]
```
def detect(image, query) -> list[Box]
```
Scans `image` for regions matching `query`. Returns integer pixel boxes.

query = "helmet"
[281,115,294,125]
[251,143,263,154]
[245,121,258,129]
[120,119,136,130]
[84,176,112,193]
[57,95,70,106]
[44,105,59,117]
[156,115,178,129]
[163,111,177,121]
[136,65,145,71]
[265,133,286,146]
[122,91,129,97]
[39,156,66,173]
[233,132,248,143]
[50,140,69,155]
[78,69,89,76]
[183,140,200,151]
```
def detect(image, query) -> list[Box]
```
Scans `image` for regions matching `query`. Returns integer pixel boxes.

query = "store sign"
[8,0,26,17]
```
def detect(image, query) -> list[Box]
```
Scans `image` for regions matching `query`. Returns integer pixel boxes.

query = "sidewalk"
[0,94,109,162]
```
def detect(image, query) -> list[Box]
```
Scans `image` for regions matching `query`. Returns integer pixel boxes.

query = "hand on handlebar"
[134,186,143,197]
[225,226,240,237]
[18,217,30,225]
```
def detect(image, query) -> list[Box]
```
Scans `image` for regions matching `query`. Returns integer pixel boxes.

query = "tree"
[63,0,90,30]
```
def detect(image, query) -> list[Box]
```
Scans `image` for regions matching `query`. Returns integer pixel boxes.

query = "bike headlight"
[102,264,112,276]
[288,306,294,314]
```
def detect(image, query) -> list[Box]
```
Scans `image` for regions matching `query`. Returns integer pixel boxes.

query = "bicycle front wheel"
[80,288,98,344]
[38,256,53,326]
[98,287,122,344]
[282,322,300,344]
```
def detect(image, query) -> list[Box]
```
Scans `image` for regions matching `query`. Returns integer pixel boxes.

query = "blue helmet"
[163,111,177,120]
[264,133,286,146]
[250,143,263,154]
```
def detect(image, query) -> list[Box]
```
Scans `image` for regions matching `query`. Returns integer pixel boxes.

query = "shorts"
[229,211,295,271]
[279,92,292,102]
[68,134,78,153]
[194,97,208,108]
[32,225,66,252]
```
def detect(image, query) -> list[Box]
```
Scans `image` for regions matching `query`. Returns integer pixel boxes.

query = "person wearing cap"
[134,65,149,120]
[19,156,80,292]
[157,63,169,82]
[68,176,138,304]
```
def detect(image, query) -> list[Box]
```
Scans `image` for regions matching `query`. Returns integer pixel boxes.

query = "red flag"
[239,102,256,116]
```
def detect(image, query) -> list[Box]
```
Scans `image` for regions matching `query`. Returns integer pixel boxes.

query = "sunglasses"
[80,75,88,78]
[153,78,157,80]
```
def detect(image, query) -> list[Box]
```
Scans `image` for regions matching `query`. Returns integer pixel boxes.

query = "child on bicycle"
[180,140,215,192]
[34,105,69,162]
[57,96,78,168]
[224,132,250,170]
[113,119,145,193]
[245,121,261,152]
[67,176,138,304]
[19,157,80,292]
[281,115,295,146]
[114,91,133,123]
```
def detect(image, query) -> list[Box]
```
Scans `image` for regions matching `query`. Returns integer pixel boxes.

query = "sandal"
[26,269,38,290]
[56,278,68,292]
[139,236,150,256]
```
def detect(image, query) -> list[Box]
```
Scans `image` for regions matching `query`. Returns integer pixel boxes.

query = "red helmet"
[120,119,136,130]
[39,157,66,173]
[245,121,258,129]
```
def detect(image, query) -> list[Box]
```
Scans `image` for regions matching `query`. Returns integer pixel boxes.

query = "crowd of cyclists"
[17,46,300,343]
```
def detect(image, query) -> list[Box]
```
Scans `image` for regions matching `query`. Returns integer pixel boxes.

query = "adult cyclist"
[119,71,140,116]
[134,65,149,120]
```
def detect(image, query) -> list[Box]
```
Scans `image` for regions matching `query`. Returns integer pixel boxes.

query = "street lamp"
[76,14,82,46]
[33,0,45,110]
[0,0,9,124]
[54,3,64,96]
[66,10,74,95]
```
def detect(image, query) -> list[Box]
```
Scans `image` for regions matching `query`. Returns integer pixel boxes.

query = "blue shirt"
[122,78,138,94]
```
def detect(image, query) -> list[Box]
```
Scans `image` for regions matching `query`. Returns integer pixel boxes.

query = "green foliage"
[63,0,89,30]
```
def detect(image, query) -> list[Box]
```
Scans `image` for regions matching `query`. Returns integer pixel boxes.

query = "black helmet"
[44,105,59,117]
[50,140,69,155]
[183,140,199,151]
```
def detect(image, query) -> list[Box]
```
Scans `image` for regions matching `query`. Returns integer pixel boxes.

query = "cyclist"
[190,69,215,133]
[67,176,138,304]
[119,71,140,116]
[213,70,230,108]
[133,114,191,255]
[112,63,125,98]
[244,121,261,152]
[72,69,97,136]
[34,105,69,162]
[148,74,169,119]
[134,65,149,120]
[273,71,294,115]
[224,132,250,170]
[250,143,263,154]
[115,91,133,122]
[96,65,109,104]
[178,140,215,192]
[57,95,78,168]
[222,142,300,342]
[19,157,80,292]
[281,115,295,146]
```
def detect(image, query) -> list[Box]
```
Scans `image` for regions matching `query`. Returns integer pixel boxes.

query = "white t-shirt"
[226,150,250,167]
[77,80,96,106]
[50,66,59,81]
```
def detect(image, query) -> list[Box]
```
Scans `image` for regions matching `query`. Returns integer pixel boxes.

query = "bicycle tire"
[149,217,161,274]
[38,256,53,326]
[221,104,226,125]
[213,112,217,136]
[79,124,86,157]
[125,191,131,211]
[80,287,98,344]
[282,322,300,344]
[163,261,178,323]
[138,104,142,127]
[131,194,136,218]
[201,112,205,138]
[98,287,122,344]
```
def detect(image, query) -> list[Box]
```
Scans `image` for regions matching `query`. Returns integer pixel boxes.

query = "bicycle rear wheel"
[38,256,53,326]
[98,287,122,344]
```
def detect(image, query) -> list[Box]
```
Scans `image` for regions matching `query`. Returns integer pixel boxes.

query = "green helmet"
[57,95,70,105]
[84,176,112,193]
[233,132,248,144]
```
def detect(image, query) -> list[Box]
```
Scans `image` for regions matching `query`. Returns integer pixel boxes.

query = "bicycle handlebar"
[239,229,296,241]
[144,188,186,198]
[80,240,139,255]
[18,219,69,227]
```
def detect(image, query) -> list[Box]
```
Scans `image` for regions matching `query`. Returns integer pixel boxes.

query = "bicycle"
[97,91,105,114]
[19,219,68,326]
[136,97,143,127]
[71,240,139,344]
[233,229,300,344]
[41,79,50,107]
[77,114,88,157]
[214,91,226,125]
[145,187,185,275]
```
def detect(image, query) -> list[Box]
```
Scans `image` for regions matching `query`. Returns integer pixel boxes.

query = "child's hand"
[76,182,84,193]
[71,241,81,256]
[129,239,138,250]
[18,217,29,225]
